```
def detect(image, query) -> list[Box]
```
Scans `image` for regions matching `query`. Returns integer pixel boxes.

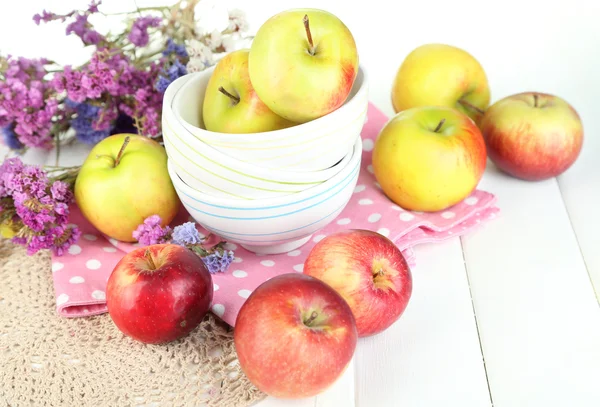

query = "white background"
[2,1,600,406]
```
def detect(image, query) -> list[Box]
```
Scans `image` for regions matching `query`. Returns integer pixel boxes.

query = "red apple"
[106,244,213,344]
[480,91,584,181]
[234,273,357,398]
[303,229,412,337]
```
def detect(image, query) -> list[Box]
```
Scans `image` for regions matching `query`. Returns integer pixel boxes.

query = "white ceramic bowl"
[162,74,354,200]
[167,135,362,254]
[170,64,369,172]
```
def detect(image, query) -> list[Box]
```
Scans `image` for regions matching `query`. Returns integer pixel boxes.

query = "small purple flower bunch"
[0,0,250,153]
[0,157,80,256]
[133,215,234,274]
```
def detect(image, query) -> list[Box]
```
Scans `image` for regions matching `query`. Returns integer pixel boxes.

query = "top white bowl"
[170,64,369,172]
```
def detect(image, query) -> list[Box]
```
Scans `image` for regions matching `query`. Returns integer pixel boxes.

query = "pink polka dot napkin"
[50,102,499,327]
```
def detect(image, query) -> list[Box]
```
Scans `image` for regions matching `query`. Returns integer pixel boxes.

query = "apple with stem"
[372,106,487,212]
[248,8,359,123]
[479,91,584,181]
[202,49,295,133]
[391,43,490,125]
[75,133,180,242]
[234,273,357,398]
[106,244,214,344]
[304,229,413,337]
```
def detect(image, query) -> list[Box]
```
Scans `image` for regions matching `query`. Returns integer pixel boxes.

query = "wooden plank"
[461,164,600,407]
[556,107,600,304]
[355,239,492,407]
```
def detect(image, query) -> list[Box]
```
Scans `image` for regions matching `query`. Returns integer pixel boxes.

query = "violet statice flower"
[163,39,188,58]
[32,10,59,25]
[154,60,187,93]
[66,99,114,144]
[201,249,235,274]
[1,125,24,150]
[66,13,104,45]
[128,16,161,47]
[0,57,59,149]
[132,215,172,246]
[171,222,203,246]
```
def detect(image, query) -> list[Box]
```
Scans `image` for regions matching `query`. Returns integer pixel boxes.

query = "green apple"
[202,49,295,133]
[248,9,359,123]
[391,43,491,125]
[74,134,180,242]
[372,106,487,212]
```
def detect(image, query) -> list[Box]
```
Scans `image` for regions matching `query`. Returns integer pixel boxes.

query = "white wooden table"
[2,0,600,406]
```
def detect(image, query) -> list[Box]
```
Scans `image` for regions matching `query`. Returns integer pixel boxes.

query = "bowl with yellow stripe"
[170,64,368,172]
[162,73,354,200]
[167,135,362,254]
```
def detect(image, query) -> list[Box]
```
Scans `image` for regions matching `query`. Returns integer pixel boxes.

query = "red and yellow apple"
[202,49,295,133]
[303,229,412,337]
[372,106,487,212]
[479,91,584,181]
[248,8,359,123]
[234,273,357,398]
[391,43,490,125]
[106,244,213,344]
[75,133,180,242]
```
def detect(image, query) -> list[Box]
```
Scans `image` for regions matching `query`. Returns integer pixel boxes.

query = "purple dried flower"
[1,125,24,150]
[88,0,101,13]
[66,14,103,45]
[201,249,235,274]
[155,59,187,93]
[128,16,161,47]
[171,222,203,246]
[132,215,172,245]
[33,10,59,25]
[163,39,188,58]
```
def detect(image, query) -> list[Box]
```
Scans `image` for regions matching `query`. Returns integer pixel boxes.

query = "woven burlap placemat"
[0,239,266,407]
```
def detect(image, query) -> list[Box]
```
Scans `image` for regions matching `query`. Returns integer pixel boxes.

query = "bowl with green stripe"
[170,64,368,172]
[162,74,354,200]
[167,135,362,255]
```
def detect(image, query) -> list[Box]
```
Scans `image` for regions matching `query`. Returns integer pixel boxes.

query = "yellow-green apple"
[372,106,487,212]
[202,49,295,133]
[248,8,359,123]
[304,229,412,337]
[106,244,213,344]
[480,91,584,181]
[75,133,180,242]
[391,43,490,125]
[234,273,357,398]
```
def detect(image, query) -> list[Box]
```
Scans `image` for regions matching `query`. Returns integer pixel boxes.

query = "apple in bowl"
[391,43,490,125]
[479,91,584,181]
[248,8,359,123]
[372,106,487,212]
[304,229,412,337]
[106,244,214,344]
[234,273,357,398]
[202,49,295,133]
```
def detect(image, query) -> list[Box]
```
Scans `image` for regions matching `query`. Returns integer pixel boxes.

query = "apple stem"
[304,311,319,327]
[218,86,240,104]
[144,249,157,271]
[114,136,131,168]
[458,99,485,115]
[434,118,446,133]
[303,14,315,55]
[533,93,539,107]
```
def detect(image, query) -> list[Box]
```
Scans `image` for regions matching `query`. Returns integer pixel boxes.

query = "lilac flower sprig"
[133,217,234,274]
[1,0,250,154]
[0,157,81,256]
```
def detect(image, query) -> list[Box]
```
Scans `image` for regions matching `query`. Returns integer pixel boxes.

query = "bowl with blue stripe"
[169,64,368,172]
[167,135,362,255]
[162,74,354,200]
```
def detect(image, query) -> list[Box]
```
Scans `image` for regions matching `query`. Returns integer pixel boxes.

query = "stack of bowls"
[162,65,369,255]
